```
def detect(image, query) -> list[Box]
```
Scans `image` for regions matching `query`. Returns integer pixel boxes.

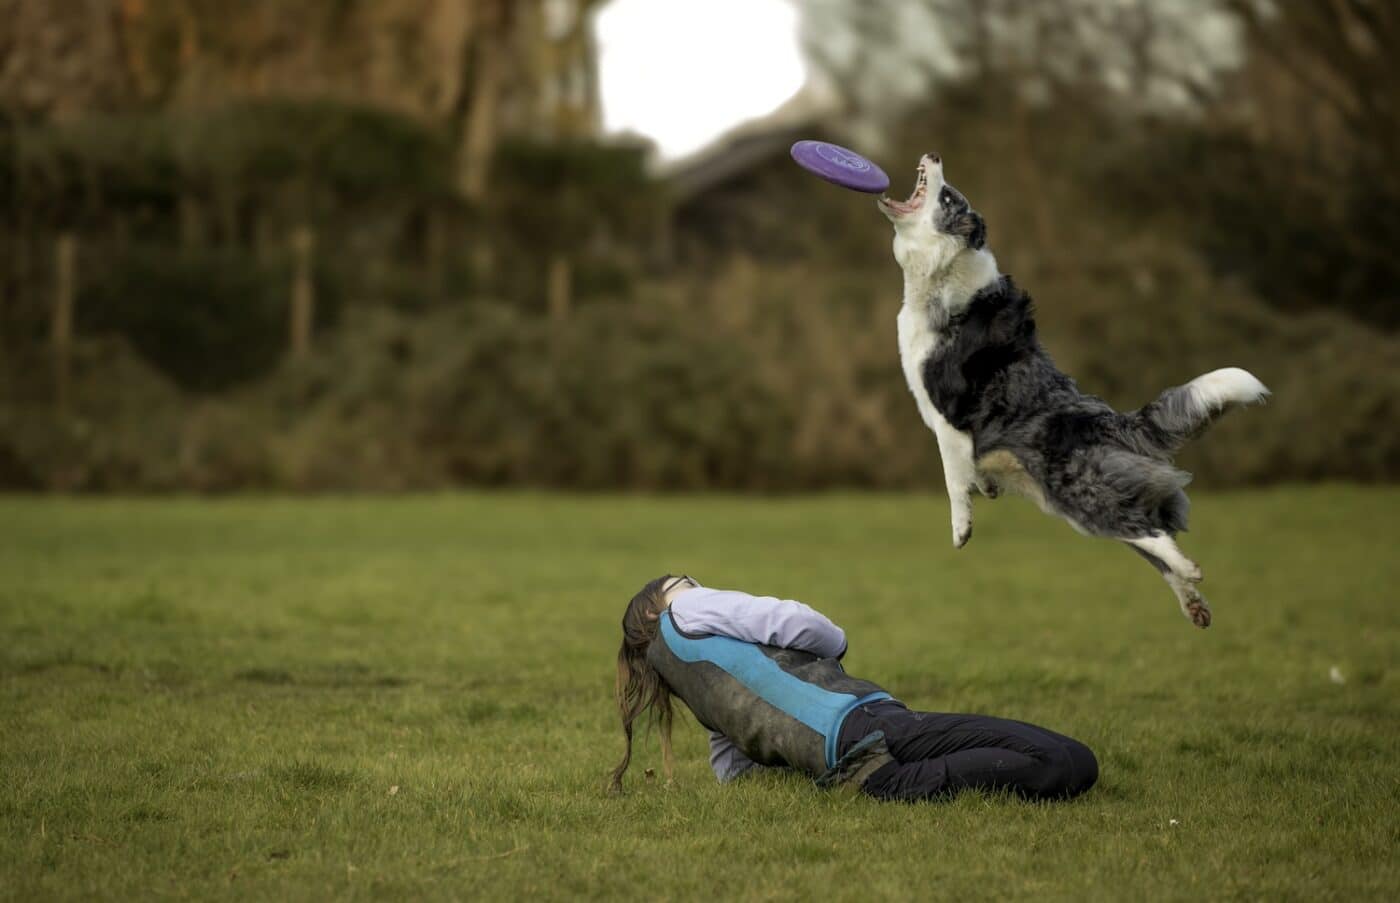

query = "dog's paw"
[976,476,1000,499]
[1184,597,1212,628]
[953,522,972,549]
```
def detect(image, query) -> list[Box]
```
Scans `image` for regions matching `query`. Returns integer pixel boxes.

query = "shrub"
[3,256,1397,492]
[77,245,291,393]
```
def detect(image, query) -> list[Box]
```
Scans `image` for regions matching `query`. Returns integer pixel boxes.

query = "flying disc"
[790,140,890,194]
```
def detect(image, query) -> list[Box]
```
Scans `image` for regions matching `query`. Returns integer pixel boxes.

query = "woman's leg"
[842,703,1097,802]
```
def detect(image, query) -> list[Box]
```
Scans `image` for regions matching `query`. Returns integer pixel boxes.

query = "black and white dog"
[879,154,1268,628]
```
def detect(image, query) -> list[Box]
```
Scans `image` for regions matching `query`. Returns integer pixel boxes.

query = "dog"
[878,153,1269,628]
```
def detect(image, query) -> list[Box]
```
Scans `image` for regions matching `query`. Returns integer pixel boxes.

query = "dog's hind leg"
[1125,534,1212,628]
[1127,532,1202,582]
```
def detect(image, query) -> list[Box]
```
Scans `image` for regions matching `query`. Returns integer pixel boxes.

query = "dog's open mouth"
[879,161,929,216]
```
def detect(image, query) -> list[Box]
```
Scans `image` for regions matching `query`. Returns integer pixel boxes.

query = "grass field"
[2,488,1397,900]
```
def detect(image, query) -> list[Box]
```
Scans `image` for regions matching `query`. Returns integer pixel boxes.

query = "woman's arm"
[708,731,759,782]
[669,587,847,659]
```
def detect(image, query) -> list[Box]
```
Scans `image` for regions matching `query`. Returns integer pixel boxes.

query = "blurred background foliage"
[0,0,1396,491]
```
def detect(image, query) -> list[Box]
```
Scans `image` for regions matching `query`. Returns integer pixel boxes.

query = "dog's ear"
[954,210,987,250]
[947,209,986,249]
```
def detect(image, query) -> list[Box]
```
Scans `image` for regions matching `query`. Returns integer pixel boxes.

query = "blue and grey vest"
[647,611,892,775]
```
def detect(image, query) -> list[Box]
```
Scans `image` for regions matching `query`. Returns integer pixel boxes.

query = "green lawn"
[2,488,1397,900]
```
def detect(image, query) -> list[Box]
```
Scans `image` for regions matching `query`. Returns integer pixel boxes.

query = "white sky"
[594,0,807,160]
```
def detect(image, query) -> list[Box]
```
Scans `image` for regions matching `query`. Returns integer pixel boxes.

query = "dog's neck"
[899,246,1000,321]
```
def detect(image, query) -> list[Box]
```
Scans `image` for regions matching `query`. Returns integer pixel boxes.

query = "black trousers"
[837,700,1098,802]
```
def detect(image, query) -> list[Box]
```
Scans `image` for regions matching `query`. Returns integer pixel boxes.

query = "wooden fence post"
[52,233,76,411]
[426,209,445,300]
[547,254,572,322]
[290,225,315,357]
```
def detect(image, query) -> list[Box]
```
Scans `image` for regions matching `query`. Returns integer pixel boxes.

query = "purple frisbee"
[790,140,890,194]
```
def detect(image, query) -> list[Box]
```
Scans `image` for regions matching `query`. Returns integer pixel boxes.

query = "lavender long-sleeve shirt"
[668,585,847,782]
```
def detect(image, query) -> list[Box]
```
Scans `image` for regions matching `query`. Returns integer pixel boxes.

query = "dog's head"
[878,154,986,273]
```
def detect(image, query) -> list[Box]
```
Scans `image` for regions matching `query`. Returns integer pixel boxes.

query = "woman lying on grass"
[611,575,1098,802]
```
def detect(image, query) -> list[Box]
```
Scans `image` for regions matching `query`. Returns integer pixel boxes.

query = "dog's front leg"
[933,423,978,548]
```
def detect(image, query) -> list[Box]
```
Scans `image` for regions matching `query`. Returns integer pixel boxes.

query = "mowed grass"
[1,488,1397,901]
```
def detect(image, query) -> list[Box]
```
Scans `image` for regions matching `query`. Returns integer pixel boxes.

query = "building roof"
[659,87,843,203]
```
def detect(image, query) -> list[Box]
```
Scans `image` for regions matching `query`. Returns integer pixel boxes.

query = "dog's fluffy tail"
[1134,367,1270,455]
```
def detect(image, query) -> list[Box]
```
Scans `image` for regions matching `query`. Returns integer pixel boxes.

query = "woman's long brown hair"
[609,575,677,793]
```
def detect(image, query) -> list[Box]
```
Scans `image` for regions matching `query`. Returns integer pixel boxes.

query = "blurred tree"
[794,0,1243,264]
[0,0,137,117]
[455,0,511,203]
[4,0,609,203]
[796,0,1240,144]
[1225,0,1397,172]
[1197,0,1400,325]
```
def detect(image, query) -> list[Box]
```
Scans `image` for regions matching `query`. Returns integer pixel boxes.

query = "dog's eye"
[939,190,950,206]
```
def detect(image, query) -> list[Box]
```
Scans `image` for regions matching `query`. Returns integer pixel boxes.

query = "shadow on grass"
[268,759,355,792]
[441,698,542,725]
[891,666,1097,702]
[233,662,408,689]
[4,649,115,677]
[121,804,174,823]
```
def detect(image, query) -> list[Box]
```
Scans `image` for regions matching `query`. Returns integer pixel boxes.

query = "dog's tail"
[1133,367,1270,455]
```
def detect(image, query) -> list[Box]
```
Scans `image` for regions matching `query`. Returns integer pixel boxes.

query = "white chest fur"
[893,247,999,433]
[896,303,948,432]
